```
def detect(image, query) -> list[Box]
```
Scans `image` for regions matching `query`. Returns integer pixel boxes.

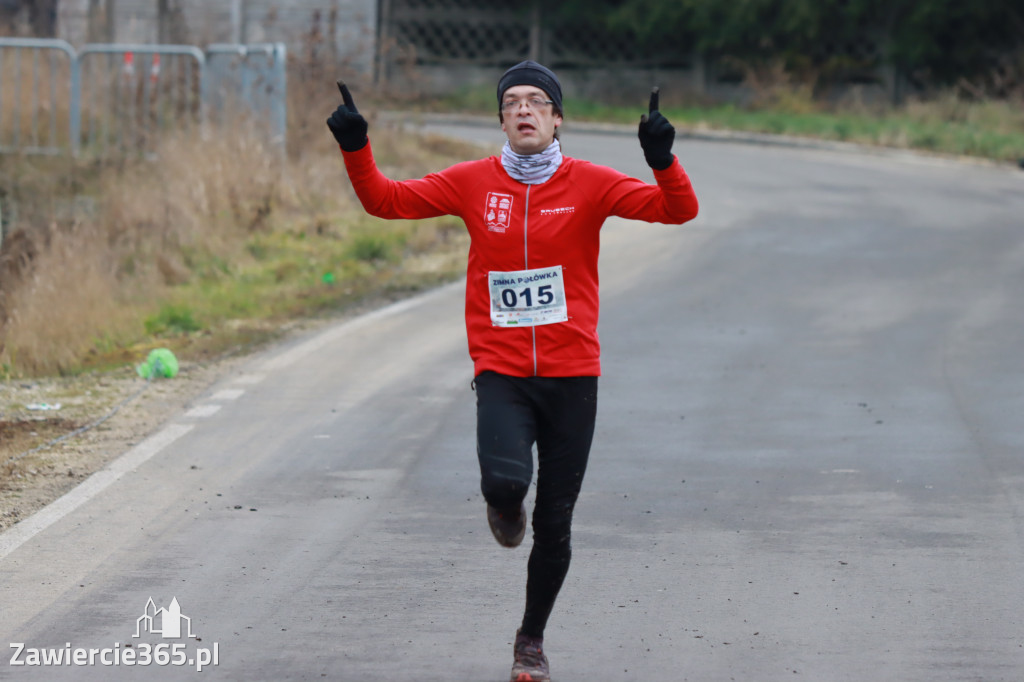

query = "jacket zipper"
[523,186,537,376]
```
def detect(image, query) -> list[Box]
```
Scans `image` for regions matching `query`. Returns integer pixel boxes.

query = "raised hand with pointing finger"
[637,87,676,170]
[327,81,369,152]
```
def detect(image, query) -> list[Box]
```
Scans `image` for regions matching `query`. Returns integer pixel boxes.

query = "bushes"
[551,0,1023,96]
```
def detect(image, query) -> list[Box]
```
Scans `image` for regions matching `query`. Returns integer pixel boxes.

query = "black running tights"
[474,370,598,639]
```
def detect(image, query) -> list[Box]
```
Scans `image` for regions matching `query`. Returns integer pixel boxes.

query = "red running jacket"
[341,141,699,377]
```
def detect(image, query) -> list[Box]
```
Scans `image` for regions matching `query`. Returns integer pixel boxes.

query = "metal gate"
[0,37,287,157]
[0,37,76,155]
[77,43,205,157]
[205,43,287,147]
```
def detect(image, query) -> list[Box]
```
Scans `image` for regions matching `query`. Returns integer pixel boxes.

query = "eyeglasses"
[500,97,554,112]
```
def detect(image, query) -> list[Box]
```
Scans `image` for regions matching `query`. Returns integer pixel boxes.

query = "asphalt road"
[2,123,1023,682]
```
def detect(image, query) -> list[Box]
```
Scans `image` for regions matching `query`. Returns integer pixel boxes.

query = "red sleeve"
[340,140,471,220]
[594,156,699,224]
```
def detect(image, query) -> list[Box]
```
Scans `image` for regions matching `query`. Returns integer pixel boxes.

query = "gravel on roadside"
[0,352,247,533]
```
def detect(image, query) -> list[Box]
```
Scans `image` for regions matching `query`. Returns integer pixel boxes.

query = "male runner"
[328,60,698,682]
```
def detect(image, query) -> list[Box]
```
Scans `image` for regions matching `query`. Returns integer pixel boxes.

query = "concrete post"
[528,0,541,62]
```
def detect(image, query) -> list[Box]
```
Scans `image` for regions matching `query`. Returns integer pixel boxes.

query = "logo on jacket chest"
[485,192,514,233]
[540,206,575,216]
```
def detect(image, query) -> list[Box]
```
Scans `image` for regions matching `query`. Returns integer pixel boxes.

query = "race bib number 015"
[489,265,569,327]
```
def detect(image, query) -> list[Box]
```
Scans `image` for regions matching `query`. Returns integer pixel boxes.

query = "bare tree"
[87,0,102,41]
[0,0,58,37]
[157,0,188,44]
[0,0,20,36]
[86,0,116,42]
[27,0,58,37]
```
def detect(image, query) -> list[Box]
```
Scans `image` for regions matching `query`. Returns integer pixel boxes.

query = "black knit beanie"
[497,60,563,113]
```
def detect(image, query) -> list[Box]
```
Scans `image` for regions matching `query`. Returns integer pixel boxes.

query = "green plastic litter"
[136,348,179,379]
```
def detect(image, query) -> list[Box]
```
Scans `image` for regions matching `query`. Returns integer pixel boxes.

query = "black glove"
[327,81,369,152]
[638,87,675,170]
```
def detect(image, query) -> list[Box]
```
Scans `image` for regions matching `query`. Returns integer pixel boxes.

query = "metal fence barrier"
[78,43,206,157]
[0,37,76,156]
[0,38,287,158]
[205,43,287,148]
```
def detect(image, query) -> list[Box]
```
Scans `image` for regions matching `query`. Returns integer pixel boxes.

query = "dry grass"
[107,127,287,264]
[0,61,482,378]
[1,222,132,374]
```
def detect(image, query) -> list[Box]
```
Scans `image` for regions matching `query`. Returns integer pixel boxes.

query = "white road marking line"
[210,389,245,401]
[233,373,266,385]
[184,404,222,418]
[0,423,194,560]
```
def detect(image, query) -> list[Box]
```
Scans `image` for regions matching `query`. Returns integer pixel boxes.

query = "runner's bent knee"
[480,468,531,510]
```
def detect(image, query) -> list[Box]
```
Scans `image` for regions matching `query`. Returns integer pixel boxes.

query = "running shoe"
[487,502,527,548]
[510,629,549,682]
